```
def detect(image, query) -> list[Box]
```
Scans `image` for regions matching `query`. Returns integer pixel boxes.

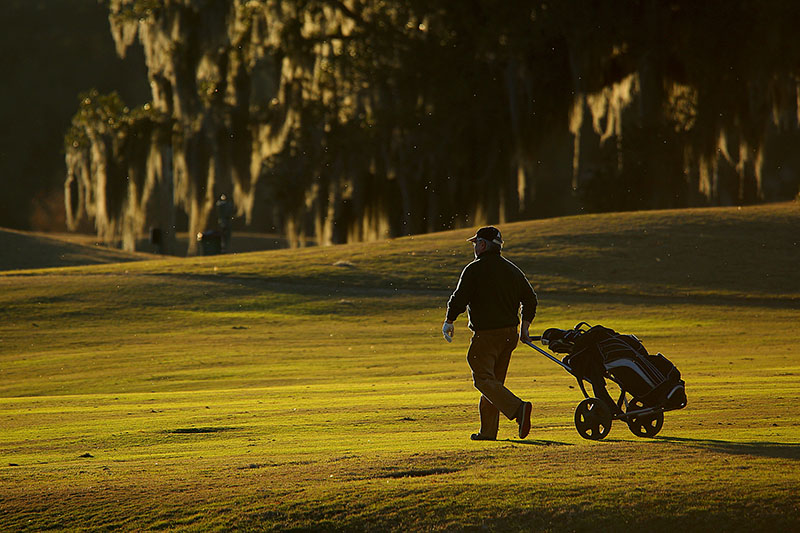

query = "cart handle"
[522,339,572,372]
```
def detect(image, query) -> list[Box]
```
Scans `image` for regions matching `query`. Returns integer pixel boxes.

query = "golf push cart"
[523,322,687,440]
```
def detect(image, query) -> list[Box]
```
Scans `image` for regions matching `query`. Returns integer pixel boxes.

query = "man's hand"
[520,320,532,343]
[442,321,454,343]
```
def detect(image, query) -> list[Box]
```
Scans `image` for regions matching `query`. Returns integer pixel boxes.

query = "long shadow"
[163,271,800,311]
[501,438,573,446]
[554,289,800,310]
[655,435,800,460]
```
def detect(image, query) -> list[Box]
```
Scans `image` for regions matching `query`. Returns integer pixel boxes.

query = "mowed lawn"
[1,203,798,531]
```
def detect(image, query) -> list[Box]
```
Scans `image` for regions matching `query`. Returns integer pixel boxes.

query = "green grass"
[1,202,799,531]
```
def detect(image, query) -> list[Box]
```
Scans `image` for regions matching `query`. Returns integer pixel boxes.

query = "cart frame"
[523,331,686,440]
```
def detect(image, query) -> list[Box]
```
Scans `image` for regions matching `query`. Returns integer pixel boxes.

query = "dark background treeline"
[0,0,149,232]
[4,1,800,253]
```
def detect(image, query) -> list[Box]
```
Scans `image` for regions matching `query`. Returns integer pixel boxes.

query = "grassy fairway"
[1,203,798,531]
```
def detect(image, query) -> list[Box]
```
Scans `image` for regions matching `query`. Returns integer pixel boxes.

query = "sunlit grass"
[1,203,798,530]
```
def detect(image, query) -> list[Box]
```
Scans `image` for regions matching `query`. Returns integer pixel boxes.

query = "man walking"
[443,226,537,441]
[216,194,233,252]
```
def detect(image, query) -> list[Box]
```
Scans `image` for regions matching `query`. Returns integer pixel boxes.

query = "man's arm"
[443,265,473,341]
[519,275,537,342]
[446,265,473,322]
[520,320,532,342]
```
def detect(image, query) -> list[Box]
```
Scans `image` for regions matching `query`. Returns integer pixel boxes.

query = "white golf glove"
[442,321,454,343]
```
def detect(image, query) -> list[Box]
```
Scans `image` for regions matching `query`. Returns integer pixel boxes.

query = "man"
[443,226,537,441]
[216,194,233,252]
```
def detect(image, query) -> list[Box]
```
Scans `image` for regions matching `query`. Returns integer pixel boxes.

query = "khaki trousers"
[467,326,523,438]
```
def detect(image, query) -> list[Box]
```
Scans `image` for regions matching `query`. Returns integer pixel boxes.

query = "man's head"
[467,226,503,257]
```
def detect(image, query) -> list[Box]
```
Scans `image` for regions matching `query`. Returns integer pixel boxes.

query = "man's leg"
[477,395,500,439]
[468,327,523,423]
[476,330,518,437]
[498,335,533,438]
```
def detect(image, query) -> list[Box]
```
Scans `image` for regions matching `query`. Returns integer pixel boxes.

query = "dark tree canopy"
[65,0,800,253]
[0,0,149,232]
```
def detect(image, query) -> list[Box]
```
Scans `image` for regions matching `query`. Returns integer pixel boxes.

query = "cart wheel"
[626,400,664,438]
[574,398,612,440]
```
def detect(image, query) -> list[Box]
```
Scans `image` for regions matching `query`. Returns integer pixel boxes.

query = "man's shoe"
[517,401,532,439]
[470,433,496,441]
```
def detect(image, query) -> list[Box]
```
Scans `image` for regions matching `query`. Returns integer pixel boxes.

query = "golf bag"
[543,324,686,410]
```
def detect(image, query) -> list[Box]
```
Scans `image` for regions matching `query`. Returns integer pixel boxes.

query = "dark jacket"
[446,249,537,331]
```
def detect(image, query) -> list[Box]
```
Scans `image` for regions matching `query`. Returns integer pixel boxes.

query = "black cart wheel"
[626,400,664,438]
[574,398,612,440]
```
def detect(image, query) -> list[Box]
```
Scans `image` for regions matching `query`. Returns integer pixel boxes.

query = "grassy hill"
[0,228,156,271]
[0,229,294,271]
[0,203,798,531]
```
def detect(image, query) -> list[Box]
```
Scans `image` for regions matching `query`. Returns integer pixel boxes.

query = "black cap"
[467,226,503,246]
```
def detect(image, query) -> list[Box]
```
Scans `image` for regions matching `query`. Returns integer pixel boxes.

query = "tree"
[66,0,800,253]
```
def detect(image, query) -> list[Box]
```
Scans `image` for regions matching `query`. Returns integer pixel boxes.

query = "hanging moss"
[67,1,800,253]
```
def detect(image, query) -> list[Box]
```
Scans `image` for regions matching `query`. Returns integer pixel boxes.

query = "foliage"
[65,89,171,250]
[0,0,149,231]
[66,1,800,253]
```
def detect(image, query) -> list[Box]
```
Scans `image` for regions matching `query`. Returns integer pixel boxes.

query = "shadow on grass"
[656,436,800,460]
[375,467,460,479]
[501,438,573,446]
[167,426,238,434]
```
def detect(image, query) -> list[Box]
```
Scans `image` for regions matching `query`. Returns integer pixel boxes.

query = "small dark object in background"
[196,230,222,256]
[149,227,163,254]
[150,227,161,245]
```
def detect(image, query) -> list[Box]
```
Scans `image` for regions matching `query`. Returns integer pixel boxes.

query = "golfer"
[443,226,537,441]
